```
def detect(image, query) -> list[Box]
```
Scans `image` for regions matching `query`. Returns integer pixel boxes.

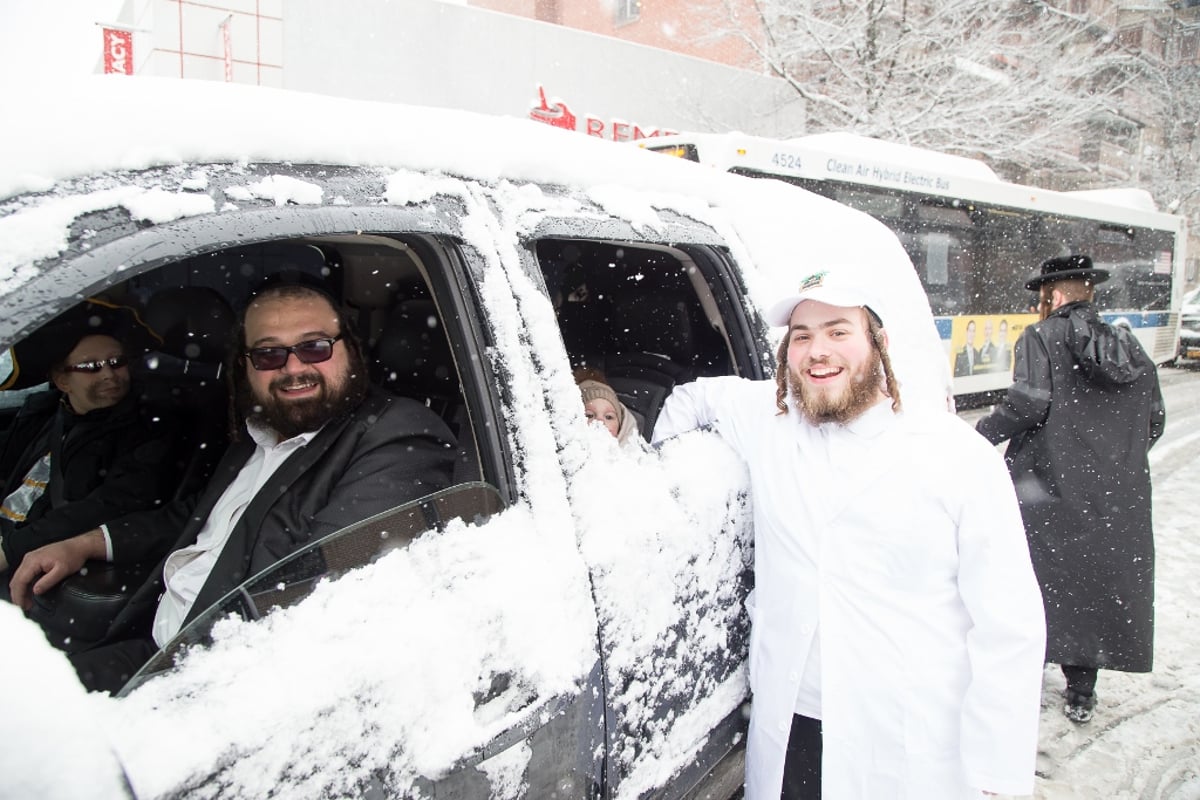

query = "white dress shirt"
[151,421,320,646]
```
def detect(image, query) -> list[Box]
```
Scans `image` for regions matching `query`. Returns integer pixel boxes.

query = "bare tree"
[1139,62,1200,227]
[700,0,1154,183]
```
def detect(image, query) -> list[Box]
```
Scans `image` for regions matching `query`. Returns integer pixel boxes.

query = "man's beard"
[240,358,369,440]
[789,356,884,425]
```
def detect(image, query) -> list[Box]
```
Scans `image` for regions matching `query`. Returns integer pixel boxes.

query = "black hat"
[1,299,161,391]
[1025,255,1110,291]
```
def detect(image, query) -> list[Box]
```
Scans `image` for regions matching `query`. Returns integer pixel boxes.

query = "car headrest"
[143,287,236,364]
[373,299,456,397]
[608,294,694,364]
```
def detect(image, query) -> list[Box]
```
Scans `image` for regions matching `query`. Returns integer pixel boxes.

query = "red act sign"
[103,28,133,75]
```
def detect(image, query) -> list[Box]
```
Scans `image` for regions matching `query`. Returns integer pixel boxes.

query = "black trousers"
[1062,664,1099,698]
[781,714,822,800]
[69,637,158,694]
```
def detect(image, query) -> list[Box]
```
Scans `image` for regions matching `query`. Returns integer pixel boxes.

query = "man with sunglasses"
[10,283,457,691]
[1,325,183,580]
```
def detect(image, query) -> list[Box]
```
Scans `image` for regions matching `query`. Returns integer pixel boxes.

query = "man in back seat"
[10,282,457,691]
[0,317,183,581]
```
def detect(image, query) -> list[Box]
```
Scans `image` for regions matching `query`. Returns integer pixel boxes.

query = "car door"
[522,215,769,799]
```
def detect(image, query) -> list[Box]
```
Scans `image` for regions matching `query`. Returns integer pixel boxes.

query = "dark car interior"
[0,232,488,650]
[536,238,745,438]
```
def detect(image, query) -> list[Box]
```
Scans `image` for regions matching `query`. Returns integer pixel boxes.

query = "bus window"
[926,233,951,286]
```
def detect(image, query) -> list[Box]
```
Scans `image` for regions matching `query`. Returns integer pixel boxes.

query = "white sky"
[0,0,124,78]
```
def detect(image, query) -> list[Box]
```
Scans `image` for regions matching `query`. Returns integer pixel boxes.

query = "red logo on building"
[531,86,577,131]
[102,28,133,75]
[529,85,677,142]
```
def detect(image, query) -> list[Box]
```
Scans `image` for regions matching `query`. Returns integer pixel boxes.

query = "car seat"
[138,286,236,499]
[371,299,481,483]
[603,293,697,438]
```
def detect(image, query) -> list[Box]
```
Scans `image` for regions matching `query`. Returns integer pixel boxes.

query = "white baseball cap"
[764,267,886,328]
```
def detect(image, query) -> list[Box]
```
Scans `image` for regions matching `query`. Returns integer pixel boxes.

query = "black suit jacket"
[952,345,981,377]
[101,387,456,641]
[0,390,182,568]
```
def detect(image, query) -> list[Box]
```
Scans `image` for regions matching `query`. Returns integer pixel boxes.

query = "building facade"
[95,0,1195,277]
[97,0,802,141]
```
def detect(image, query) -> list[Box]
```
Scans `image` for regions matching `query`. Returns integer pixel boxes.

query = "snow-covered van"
[0,77,948,800]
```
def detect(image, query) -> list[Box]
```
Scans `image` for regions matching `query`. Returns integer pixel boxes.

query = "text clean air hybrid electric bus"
[641,132,1188,400]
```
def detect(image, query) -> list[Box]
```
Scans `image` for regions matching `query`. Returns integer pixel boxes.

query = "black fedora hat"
[1025,255,1110,291]
[1,298,161,391]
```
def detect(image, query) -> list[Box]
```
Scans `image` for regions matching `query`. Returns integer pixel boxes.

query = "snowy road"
[970,362,1200,800]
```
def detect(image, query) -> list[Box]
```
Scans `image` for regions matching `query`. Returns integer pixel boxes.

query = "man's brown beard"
[240,354,369,440]
[788,357,884,425]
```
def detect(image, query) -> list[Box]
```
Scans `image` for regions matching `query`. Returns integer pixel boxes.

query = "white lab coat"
[654,377,1045,800]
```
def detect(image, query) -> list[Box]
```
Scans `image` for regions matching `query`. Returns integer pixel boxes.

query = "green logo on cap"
[798,271,829,292]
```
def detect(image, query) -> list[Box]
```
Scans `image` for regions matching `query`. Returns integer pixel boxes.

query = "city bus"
[640,132,1188,400]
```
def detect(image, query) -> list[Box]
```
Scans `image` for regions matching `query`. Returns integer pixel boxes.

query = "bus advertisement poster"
[950,314,1036,378]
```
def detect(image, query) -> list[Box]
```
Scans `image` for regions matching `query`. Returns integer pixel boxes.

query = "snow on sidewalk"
[1012,446,1200,800]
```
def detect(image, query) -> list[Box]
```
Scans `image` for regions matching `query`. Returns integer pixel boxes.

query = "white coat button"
[789,671,800,682]
[800,624,813,635]
[778,721,788,732]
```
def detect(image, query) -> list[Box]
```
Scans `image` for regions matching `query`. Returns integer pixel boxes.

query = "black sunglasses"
[64,355,129,374]
[244,336,341,371]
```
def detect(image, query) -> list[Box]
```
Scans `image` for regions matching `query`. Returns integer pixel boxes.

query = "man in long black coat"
[976,255,1165,724]
[10,283,456,692]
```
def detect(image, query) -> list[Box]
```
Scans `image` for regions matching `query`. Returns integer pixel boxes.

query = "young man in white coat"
[652,268,1046,799]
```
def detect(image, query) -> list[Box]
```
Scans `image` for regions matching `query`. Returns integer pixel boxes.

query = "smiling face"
[785,299,886,425]
[52,334,130,415]
[584,397,621,437]
[240,290,363,441]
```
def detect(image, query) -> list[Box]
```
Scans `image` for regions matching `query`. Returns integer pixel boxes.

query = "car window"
[123,482,506,693]
[0,349,50,411]
[13,228,497,490]
[536,237,762,440]
[1,181,516,662]
[0,382,47,410]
